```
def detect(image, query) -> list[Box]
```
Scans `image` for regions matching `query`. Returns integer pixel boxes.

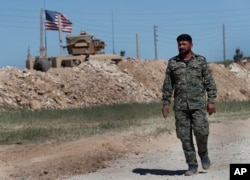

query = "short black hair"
[176,34,192,43]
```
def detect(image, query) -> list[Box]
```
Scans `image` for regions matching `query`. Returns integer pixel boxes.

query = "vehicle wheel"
[72,59,81,66]
[34,59,51,72]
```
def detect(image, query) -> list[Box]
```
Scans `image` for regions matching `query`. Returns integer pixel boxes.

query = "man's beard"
[179,48,191,56]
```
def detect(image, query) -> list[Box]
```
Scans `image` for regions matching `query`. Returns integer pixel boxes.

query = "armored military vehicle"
[26,30,123,72]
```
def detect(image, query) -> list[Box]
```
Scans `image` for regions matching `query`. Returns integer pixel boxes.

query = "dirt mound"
[117,59,167,99]
[210,63,250,101]
[0,59,249,111]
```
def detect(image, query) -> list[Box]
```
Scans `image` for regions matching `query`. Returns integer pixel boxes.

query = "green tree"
[233,48,243,63]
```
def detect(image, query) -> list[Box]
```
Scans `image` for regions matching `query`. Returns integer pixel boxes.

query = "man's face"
[178,40,193,55]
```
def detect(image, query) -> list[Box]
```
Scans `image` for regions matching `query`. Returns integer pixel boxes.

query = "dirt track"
[0,114,249,179]
[68,116,250,180]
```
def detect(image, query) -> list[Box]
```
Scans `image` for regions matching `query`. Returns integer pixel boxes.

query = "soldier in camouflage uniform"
[161,34,217,176]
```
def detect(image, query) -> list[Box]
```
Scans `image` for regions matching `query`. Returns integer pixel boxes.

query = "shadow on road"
[132,168,186,176]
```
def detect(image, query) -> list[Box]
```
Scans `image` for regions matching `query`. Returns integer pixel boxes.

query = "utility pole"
[112,9,115,54]
[223,24,226,65]
[153,25,158,60]
[136,33,140,59]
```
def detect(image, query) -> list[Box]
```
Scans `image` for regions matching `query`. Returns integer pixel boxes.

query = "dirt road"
[68,116,250,180]
[0,115,249,180]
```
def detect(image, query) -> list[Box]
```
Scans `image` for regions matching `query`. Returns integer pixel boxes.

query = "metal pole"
[58,15,63,56]
[112,9,115,54]
[154,25,158,60]
[136,33,140,59]
[40,8,44,56]
[223,24,226,64]
[43,0,48,56]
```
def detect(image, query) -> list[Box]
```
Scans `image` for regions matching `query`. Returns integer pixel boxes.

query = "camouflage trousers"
[175,109,209,166]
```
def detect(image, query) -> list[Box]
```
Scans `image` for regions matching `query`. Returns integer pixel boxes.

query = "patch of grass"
[0,101,249,144]
[0,102,163,144]
[214,101,250,117]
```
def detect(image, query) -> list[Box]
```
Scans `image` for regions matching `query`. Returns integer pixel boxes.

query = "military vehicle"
[26,30,124,72]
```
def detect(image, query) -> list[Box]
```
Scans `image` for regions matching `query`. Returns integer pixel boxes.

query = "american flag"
[44,10,73,33]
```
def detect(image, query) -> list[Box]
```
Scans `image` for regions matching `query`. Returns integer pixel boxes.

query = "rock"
[29,100,41,110]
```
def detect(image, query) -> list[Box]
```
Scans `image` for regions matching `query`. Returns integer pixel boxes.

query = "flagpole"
[40,8,45,56]
[43,0,48,56]
[44,21,48,56]
[58,14,63,56]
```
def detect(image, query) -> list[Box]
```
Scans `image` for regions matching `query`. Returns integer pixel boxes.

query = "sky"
[1,0,250,68]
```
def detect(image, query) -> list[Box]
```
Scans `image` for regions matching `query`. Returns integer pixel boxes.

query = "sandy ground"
[0,114,249,180]
[68,116,250,180]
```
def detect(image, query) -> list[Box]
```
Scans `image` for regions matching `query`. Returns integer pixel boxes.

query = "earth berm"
[0,58,249,111]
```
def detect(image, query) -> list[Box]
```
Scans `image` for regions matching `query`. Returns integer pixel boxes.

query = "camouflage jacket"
[162,53,217,110]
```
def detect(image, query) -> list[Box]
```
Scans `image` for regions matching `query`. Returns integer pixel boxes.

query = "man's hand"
[207,103,216,115]
[162,105,170,119]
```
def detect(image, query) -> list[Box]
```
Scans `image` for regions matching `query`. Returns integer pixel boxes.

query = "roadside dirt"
[0,115,249,179]
[70,116,250,180]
